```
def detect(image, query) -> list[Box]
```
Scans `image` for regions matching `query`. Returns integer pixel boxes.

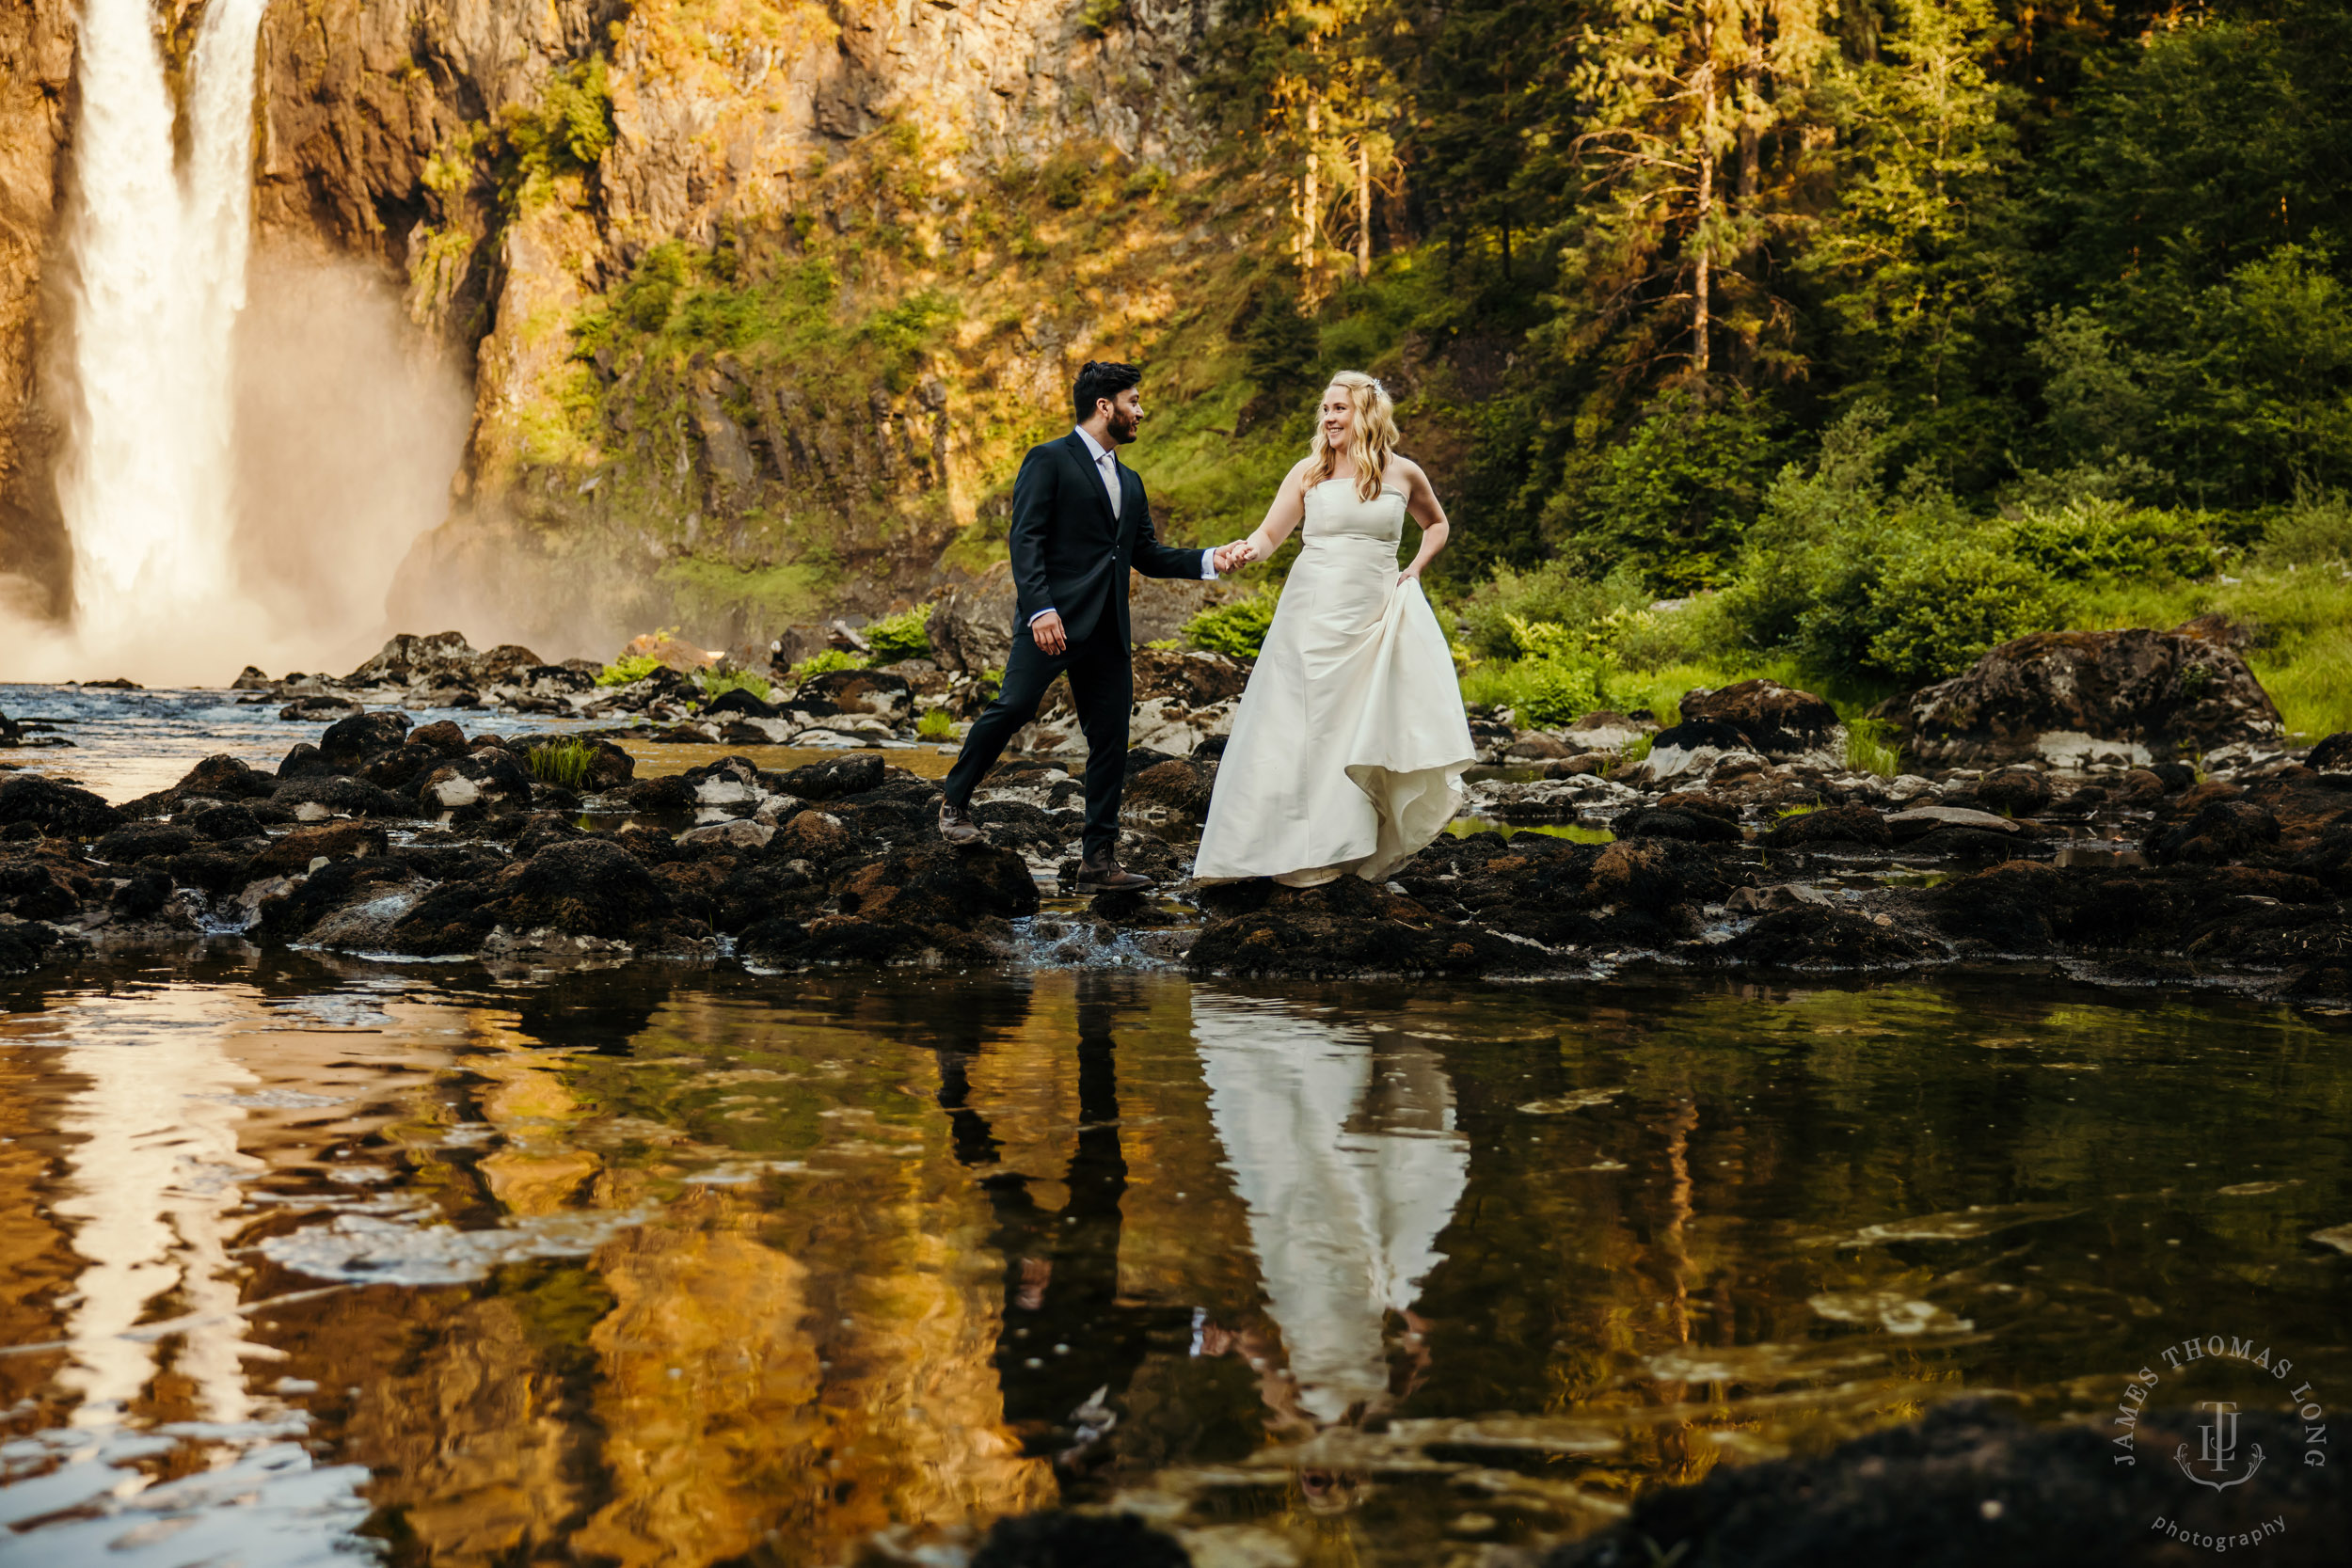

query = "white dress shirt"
[1030,426,1217,627]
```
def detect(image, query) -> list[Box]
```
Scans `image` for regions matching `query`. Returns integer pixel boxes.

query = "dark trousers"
[943,622,1131,861]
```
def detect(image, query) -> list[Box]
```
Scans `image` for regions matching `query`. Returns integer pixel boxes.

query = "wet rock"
[1887,805,2019,840]
[1189,878,1537,978]
[702,686,782,719]
[677,819,774,850]
[834,843,1040,926]
[1892,627,2282,767]
[317,710,413,767]
[1974,768,2052,816]
[791,669,911,721]
[2308,732,2352,773]
[1504,733,1571,760]
[230,666,274,690]
[0,850,102,919]
[1718,904,1929,969]
[407,720,469,753]
[0,775,123,839]
[1126,757,1213,819]
[1617,807,1741,844]
[185,803,264,842]
[1562,710,1656,752]
[775,752,886,800]
[279,694,360,721]
[2147,800,2281,865]
[110,870,175,921]
[1762,803,1894,849]
[1638,721,1768,784]
[1129,649,1251,707]
[121,753,278,819]
[271,776,417,819]
[774,809,859,863]
[0,919,85,976]
[247,821,390,880]
[417,750,533,812]
[1681,679,1840,759]
[93,824,200,864]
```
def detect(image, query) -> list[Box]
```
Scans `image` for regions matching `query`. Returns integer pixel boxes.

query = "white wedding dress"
[1194,478,1476,886]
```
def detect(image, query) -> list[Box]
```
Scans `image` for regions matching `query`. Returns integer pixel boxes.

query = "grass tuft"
[526,737,598,787]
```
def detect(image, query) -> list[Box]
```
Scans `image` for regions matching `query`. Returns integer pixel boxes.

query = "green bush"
[864,608,933,665]
[1569,385,1782,594]
[2000,499,2222,581]
[1457,561,1648,660]
[596,654,663,687]
[917,707,955,739]
[1863,539,2074,685]
[526,737,598,788]
[1511,659,1603,728]
[2256,484,2352,566]
[791,648,859,679]
[1185,591,1279,658]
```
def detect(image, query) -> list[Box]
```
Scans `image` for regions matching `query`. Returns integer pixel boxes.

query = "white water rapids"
[58,0,270,662]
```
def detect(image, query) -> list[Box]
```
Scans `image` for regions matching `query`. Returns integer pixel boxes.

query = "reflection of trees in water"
[281,984,1052,1566]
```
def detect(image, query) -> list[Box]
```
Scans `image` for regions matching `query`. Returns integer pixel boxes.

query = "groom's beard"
[1106,409,1139,445]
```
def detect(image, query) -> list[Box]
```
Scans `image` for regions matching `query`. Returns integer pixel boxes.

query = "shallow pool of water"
[0,950,2343,1564]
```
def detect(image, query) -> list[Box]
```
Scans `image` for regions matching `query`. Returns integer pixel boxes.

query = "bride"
[1194,372,1475,887]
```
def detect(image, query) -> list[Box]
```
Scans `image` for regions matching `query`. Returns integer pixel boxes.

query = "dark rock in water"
[1618,806,1742,844]
[1189,878,1536,978]
[776,752,885,800]
[1892,627,2281,767]
[416,749,532,812]
[0,850,100,919]
[0,918,83,975]
[834,843,1040,926]
[2148,800,2281,864]
[612,774,691,811]
[280,694,360,721]
[110,870,173,920]
[969,1510,1193,1568]
[1194,733,1230,762]
[250,857,414,942]
[0,775,122,838]
[1719,904,1930,969]
[791,668,910,720]
[1541,1399,2343,1568]
[185,804,264,842]
[81,677,140,690]
[769,808,861,868]
[1681,678,1839,758]
[501,837,677,936]
[1762,803,1893,849]
[276,742,333,781]
[318,710,412,767]
[164,847,256,896]
[1127,758,1213,819]
[2305,731,2352,773]
[93,824,199,864]
[344,631,543,690]
[2146,761,2199,791]
[701,686,781,719]
[271,776,416,819]
[1909,824,2042,859]
[407,720,469,753]
[121,753,279,819]
[1975,768,2053,816]
[230,666,273,690]
[247,821,389,880]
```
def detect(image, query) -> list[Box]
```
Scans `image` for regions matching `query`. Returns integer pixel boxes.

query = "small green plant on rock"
[793,649,860,679]
[526,737,598,788]
[1843,719,1902,779]
[1185,591,1279,658]
[865,608,933,665]
[917,707,955,739]
[596,654,662,687]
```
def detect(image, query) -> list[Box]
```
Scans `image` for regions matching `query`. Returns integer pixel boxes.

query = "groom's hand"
[1215,540,1257,571]
[1029,610,1068,655]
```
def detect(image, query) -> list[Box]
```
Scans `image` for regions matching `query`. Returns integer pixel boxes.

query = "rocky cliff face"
[0,0,1221,657]
[0,0,72,615]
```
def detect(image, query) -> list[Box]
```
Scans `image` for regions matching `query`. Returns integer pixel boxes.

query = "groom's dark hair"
[1073,360,1142,423]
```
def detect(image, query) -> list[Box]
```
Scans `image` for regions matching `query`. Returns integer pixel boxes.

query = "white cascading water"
[59,0,269,661]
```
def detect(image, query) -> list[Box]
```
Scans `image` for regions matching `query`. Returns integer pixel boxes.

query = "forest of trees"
[1181,0,2350,723]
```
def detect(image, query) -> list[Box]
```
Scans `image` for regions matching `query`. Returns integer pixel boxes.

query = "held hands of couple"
[1212,539,1259,573]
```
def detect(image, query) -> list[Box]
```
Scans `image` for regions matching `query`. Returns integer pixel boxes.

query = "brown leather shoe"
[938,798,985,845]
[1073,857,1156,893]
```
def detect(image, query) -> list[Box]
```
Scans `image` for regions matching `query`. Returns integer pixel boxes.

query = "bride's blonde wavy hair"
[1308,371,1401,503]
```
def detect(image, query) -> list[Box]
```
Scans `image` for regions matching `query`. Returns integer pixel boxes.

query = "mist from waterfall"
[21,0,472,688]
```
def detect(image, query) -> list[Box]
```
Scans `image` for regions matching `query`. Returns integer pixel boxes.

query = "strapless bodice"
[1303,478,1406,546]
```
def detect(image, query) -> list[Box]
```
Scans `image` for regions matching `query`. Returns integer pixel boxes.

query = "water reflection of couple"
[1191,998,1469,1514]
[934,979,1468,1492]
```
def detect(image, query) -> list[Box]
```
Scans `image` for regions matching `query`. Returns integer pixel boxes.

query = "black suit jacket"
[1008,433,1208,647]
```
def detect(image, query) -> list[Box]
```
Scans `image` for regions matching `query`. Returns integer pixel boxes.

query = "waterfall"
[59,0,269,658]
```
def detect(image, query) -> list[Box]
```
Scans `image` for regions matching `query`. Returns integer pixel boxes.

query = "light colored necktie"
[1099,451,1120,519]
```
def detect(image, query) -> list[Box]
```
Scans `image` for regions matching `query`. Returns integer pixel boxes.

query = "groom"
[939,361,1241,891]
